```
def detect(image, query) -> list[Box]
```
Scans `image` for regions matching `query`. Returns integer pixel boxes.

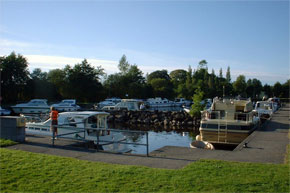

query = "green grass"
[0,148,289,193]
[0,138,18,147]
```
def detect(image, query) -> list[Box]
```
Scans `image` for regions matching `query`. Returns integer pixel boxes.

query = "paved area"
[6,104,289,169]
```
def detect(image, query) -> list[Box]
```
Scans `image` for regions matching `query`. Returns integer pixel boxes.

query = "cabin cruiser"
[253,101,275,120]
[25,111,130,152]
[51,99,80,112]
[146,97,174,108]
[102,99,143,111]
[174,98,192,107]
[96,98,122,109]
[0,106,11,115]
[197,98,259,145]
[11,99,50,114]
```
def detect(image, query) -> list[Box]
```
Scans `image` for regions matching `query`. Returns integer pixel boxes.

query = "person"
[50,106,59,139]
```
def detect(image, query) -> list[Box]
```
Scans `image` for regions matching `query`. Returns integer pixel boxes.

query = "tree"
[0,52,30,103]
[147,70,170,83]
[189,87,205,117]
[29,68,56,100]
[226,66,231,82]
[63,59,105,102]
[273,82,282,98]
[149,78,173,98]
[219,68,223,78]
[233,75,247,97]
[197,60,207,70]
[118,54,130,75]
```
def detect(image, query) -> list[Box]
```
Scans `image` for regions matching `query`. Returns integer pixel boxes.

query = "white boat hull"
[12,107,50,114]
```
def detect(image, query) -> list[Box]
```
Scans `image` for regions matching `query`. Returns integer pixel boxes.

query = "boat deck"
[6,104,289,169]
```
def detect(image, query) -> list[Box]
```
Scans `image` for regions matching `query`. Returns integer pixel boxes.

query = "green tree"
[189,87,205,117]
[273,82,282,98]
[233,75,247,97]
[219,68,223,78]
[0,52,30,103]
[147,70,170,83]
[197,60,207,70]
[226,66,231,82]
[64,59,105,102]
[118,55,130,75]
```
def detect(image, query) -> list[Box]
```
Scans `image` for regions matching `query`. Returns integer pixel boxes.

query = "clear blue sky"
[0,0,289,85]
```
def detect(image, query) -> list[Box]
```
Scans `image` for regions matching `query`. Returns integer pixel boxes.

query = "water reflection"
[109,123,199,155]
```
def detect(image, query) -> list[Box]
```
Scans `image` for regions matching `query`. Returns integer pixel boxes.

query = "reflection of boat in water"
[25,111,130,153]
[198,98,259,145]
[11,99,50,114]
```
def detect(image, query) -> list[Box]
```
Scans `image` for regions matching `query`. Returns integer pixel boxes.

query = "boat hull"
[12,107,50,114]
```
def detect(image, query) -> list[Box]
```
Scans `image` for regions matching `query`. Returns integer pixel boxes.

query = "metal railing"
[28,124,150,156]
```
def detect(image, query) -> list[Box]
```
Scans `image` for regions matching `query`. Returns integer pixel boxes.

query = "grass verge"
[0,148,289,192]
[0,138,18,147]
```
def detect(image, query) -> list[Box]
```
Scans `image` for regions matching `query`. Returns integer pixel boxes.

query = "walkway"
[6,104,289,169]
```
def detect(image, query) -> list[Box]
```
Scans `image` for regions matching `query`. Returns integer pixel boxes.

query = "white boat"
[253,101,275,120]
[25,111,130,152]
[51,99,80,112]
[174,98,192,107]
[146,97,175,108]
[0,106,11,115]
[11,99,50,114]
[199,98,260,145]
[102,99,143,111]
[96,98,122,109]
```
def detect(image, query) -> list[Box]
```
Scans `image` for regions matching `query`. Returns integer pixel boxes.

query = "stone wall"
[107,110,200,128]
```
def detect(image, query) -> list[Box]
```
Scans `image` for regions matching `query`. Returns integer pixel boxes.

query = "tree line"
[0,52,289,104]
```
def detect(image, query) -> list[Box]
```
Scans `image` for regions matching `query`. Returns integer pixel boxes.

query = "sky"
[0,0,289,85]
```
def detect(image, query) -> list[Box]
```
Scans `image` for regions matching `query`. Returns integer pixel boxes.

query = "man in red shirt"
[50,106,59,139]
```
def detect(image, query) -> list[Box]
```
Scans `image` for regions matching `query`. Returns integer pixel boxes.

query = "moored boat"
[11,99,50,114]
[198,98,259,145]
[51,99,80,112]
[146,97,174,108]
[25,111,131,152]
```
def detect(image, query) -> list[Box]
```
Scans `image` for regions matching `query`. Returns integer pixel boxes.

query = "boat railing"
[202,110,253,123]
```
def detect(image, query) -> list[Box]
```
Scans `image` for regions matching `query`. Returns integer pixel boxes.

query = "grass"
[0,138,18,147]
[0,148,289,193]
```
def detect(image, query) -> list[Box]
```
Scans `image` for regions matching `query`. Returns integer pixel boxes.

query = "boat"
[102,99,144,111]
[96,97,122,109]
[253,101,275,120]
[11,99,50,114]
[146,97,175,108]
[174,98,192,107]
[51,99,81,112]
[0,106,11,116]
[198,98,260,145]
[25,111,131,152]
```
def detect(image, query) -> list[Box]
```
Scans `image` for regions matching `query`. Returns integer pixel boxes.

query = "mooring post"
[146,132,149,157]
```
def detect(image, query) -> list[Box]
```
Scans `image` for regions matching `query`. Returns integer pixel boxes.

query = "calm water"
[109,123,198,154]
[124,131,197,154]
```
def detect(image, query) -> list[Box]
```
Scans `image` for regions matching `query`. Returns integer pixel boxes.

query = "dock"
[5,104,289,169]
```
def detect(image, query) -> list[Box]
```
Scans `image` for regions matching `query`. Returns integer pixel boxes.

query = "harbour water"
[109,123,198,154]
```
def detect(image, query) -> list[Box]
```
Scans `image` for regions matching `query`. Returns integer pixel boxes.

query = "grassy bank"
[0,138,18,147]
[0,148,289,192]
